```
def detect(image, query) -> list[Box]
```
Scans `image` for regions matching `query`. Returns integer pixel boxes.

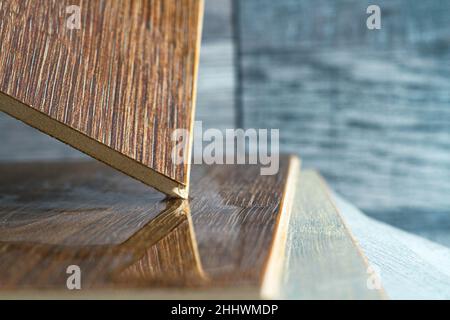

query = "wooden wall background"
[235,0,450,247]
[1,0,449,247]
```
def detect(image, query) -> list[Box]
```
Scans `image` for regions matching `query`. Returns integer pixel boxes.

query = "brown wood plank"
[0,0,204,198]
[0,155,300,298]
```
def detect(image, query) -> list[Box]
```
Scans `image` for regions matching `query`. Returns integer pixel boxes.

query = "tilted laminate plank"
[0,155,300,298]
[0,0,204,198]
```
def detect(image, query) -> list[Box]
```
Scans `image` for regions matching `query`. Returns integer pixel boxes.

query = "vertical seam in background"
[231,0,244,129]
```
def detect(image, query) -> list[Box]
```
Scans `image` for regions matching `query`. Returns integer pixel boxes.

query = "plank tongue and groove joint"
[0,0,204,198]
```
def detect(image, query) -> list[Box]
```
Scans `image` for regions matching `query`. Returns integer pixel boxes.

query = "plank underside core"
[0,155,298,298]
[0,0,204,198]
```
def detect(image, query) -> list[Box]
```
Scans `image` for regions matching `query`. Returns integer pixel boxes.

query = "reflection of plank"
[117,208,208,288]
[0,0,204,198]
[0,155,299,298]
[0,200,191,290]
[281,171,384,299]
[0,162,172,246]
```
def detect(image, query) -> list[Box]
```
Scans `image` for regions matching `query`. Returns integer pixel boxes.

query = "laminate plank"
[0,155,299,298]
[0,0,235,162]
[0,0,204,198]
[280,171,385,299]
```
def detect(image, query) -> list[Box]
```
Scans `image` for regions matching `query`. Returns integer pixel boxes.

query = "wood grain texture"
[195,0,235,131]
[280,171,384,299]
[333,193,450,299]
[0,0,204,198]
[0,155,299,298]
[235,0,450,245]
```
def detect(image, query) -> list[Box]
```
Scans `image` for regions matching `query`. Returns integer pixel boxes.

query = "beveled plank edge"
[314,171,388,300]
[0,92,188,199]
[183,0,204,195]
[260,155,301,299]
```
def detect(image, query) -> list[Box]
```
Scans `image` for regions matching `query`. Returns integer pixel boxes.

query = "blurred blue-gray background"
[236,0,450,246]
[1,0,449,246]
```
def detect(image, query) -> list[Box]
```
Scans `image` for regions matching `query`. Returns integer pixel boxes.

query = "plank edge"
[260,155,301,299]
[313,171,388,300]
[0,92,188,198]
[184,0,205,193]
